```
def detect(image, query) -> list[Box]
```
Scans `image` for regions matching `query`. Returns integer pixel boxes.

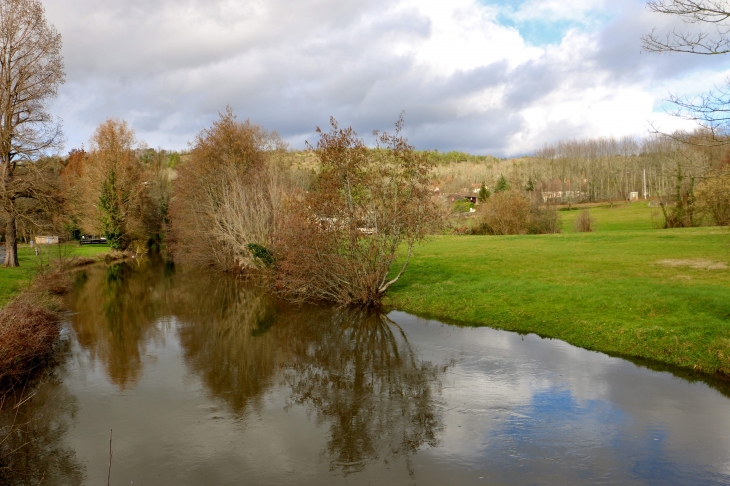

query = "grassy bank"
[386,225,730,376]
[0,244,111,306]
[0,244,113,389]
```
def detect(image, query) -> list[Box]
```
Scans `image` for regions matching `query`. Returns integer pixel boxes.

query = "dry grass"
[0,271,71,391]
[657,259,729,270]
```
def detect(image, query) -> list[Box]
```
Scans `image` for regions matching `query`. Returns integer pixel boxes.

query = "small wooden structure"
[80,235,107,245]
[629,192,639,202]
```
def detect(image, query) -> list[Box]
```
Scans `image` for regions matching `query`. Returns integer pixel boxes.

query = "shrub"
[473,190,561,235]
[574,209,595,232]
[695,170,730,226]
[453,199,474,213]
[0,271,70,390]
[273,116,440,307]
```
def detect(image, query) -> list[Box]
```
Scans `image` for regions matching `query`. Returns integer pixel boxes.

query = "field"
[0,244,111,306]
[386,201,730,376]
[559,200,661,232]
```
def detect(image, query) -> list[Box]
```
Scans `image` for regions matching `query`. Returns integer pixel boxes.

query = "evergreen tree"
[495,174,509,192]
[525,177,535,192]
[478,183,491,203]
[98,169,127,249]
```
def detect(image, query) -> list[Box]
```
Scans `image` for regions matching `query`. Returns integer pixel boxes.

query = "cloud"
[43,0,729,156]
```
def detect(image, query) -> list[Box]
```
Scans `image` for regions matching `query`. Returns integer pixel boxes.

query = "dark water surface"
[4,260,730,485]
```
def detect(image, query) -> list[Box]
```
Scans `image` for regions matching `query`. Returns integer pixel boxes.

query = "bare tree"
[643,1,730,137]
[0,0,64,267]
[643,1,730,55]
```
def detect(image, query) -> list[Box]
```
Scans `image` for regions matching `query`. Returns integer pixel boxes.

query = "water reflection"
[173,274,280,414]
[280,310,444,475]
[2,259,718,485]
[171,274,447,474]
[66,262,448,476]
[0,353,85,485]
[69,261,172,388]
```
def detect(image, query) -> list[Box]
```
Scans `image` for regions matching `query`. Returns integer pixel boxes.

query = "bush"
[695,170,730,226]
[273,117,440,307]
[0,271,70,391]
[574,209,595,232]
[453,199,474,213]
[473,190,561,235]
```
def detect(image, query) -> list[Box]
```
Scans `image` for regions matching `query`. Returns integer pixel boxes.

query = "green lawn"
[0,244,111,306]
[385,225,730,376]
[560,200,659,232]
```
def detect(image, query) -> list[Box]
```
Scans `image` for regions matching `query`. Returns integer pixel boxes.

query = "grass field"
[386,206,730,376]
[0,244,111,306]
[560,200,660,232]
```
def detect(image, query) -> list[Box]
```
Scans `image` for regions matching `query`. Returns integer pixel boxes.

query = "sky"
[43,0,730,156]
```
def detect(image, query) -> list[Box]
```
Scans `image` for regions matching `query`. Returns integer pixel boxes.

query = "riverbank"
[0,244,116,389]
[385,226,730,377]
[0,244,113,306]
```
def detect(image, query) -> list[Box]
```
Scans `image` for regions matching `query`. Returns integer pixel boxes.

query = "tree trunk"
[4,216,19,267]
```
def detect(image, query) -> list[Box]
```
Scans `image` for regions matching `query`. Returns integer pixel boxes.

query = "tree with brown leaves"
[168,108,288,271]
[273,116,440,307]
[0,0,64,266]
[65,119,157,251]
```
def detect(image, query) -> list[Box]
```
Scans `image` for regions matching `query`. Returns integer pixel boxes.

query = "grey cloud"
[592,0,730,82]
[44,0,730,156]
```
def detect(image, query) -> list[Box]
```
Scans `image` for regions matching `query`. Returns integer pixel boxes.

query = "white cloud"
[42,0,730,155]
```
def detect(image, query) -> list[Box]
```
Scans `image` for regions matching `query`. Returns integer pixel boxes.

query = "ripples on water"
[1,259,729,485]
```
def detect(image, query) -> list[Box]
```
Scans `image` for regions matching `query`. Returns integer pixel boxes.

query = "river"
[1,259,729,485]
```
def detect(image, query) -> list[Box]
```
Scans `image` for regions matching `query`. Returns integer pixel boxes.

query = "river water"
[2,260,730,485]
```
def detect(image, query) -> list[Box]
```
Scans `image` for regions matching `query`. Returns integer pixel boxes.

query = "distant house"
[629,191,639,201]
[541,191,585,203]
[34,235,59,245]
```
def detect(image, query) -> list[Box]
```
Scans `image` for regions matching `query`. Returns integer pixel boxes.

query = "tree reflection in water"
[280,309,447,476]
[65,261,449,477]
[68,260,174,388]
[173,272,448,476]
[0,352,85,485]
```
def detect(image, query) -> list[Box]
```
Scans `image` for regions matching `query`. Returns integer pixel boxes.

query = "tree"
[64,120,160,252]
[525,177,535,192]
[273,116,440,307]
[695,168,730,225]
[643,1,730,136]
[0,0,64,267]
[478,183,490,203]
[495,173,509,192]
[168,108,288,271]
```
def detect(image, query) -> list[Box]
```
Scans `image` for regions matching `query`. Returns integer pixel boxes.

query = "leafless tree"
[643,1,730,138]
[643,1,730,55]
[0,0,64,267]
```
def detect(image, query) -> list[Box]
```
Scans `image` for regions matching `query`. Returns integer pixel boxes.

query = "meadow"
[0,244,111,306]
[386,201,730,376]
